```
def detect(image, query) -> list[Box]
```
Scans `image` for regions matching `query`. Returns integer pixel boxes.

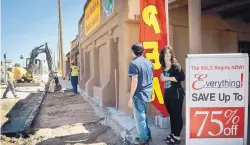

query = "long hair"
[159,46,180,70]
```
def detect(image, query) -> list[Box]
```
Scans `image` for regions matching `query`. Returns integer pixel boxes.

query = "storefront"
[78,0,250,116]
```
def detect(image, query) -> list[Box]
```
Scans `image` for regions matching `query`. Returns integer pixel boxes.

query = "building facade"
[65,52,71,79]
[70,35,80,66]
[66,35,80,78]
[77,0,250,116]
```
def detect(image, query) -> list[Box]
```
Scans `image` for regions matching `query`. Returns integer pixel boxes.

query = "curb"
[22,91,46,137]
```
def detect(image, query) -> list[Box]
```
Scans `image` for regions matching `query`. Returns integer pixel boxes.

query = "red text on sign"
[190,107,244,138]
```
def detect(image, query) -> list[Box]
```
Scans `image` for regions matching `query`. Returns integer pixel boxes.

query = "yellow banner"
[84,0,100,35]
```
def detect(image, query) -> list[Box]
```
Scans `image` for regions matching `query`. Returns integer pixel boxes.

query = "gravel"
[1,90,124,145]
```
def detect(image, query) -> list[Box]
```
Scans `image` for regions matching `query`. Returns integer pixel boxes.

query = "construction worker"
[2,67,19,99]
[70,62,79,95]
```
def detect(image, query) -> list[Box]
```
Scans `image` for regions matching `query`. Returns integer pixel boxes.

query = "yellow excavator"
[12,43,62,92]
[12,59,40,83]
[12,66,33,83]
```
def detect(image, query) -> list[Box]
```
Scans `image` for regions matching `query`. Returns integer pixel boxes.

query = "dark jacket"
[162,65,185,100]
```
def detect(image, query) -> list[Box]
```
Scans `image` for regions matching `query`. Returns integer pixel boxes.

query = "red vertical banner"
[140,0,169,116]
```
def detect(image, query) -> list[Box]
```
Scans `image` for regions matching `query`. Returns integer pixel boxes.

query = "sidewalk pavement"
[77,86,185,145]
[59,77,72,90]
[1,82,123,145]
[0,85,43,99]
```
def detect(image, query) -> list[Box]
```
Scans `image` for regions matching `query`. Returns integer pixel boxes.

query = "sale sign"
[190,107,245,138]
[186,54,249,145]
[140,0,169,116]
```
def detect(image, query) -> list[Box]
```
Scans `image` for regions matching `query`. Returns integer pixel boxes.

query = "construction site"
[0,0,124,144]
[0,75,124,145]
[2,0,250,145]
[0,30,123,145]
[0,41,123,145]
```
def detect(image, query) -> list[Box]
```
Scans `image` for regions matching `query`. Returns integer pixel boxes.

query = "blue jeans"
[132,96,151,141]
[71,76,78,94]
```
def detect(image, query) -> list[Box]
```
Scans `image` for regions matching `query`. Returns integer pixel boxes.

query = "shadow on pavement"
[1,93,41,137]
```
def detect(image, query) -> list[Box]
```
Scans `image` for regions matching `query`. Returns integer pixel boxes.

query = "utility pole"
[20,55,24,67]
[58,0,65,78]
[53,52,55,67]
[4,53,6,84]
[3,53,12,84]
[53,51,56,71]
[57,23,60,70]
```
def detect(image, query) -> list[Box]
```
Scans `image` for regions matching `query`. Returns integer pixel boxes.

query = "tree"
[14,63,21,67]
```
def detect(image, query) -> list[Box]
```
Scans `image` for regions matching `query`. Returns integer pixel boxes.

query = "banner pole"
[165,0,169,46]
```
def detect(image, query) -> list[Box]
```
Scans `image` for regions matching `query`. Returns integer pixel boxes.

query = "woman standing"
[159,46,185,145]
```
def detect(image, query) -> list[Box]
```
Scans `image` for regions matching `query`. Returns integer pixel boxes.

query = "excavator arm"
[27,43,53,74]
[26,43,61,92]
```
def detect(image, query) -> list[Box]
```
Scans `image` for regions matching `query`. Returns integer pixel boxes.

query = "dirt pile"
[1,90,124,145]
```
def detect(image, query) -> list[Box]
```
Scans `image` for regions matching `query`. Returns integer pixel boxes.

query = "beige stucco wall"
[71,36,78,50]
[170,7,250,71]
[78,0,250,116]
[70,35,79,66]
[78,0,127,108]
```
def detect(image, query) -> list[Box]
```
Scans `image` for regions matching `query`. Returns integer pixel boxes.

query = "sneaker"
[134,137,149,145]
[14,95,20,99]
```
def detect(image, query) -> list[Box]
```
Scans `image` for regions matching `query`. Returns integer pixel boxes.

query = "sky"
[1,0,86,67]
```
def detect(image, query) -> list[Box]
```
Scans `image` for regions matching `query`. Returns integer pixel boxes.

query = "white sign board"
[186,53,249,145]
